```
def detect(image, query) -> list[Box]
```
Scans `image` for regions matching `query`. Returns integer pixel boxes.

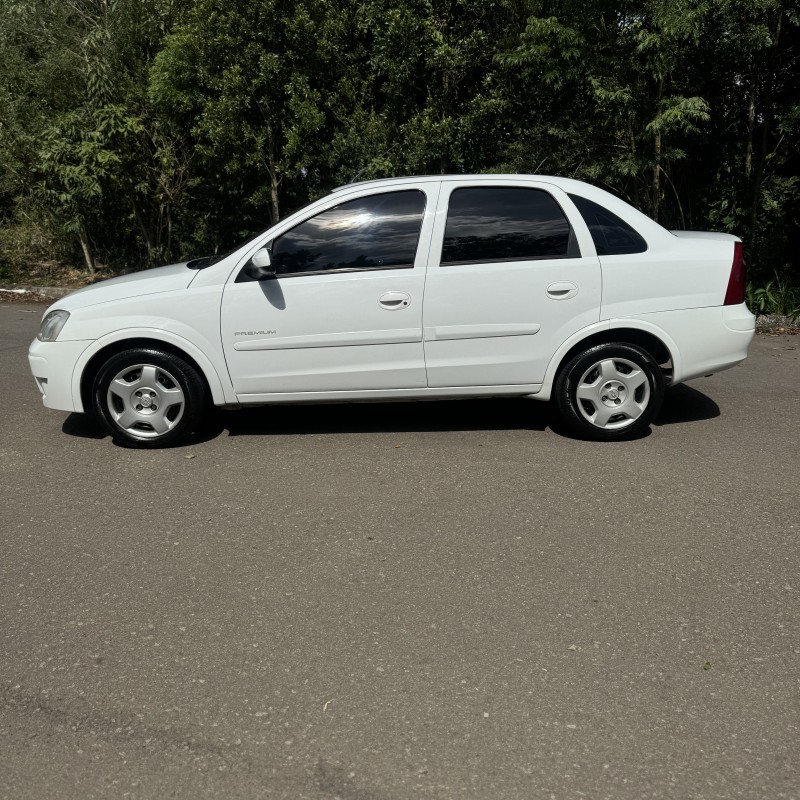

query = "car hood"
[54,263,194,311]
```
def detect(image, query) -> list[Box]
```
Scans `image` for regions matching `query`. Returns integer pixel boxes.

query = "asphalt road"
[1,302,798,800]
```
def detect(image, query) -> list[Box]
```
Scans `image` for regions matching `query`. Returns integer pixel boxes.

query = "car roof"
[330,174,672,242]
[332,174,591,193]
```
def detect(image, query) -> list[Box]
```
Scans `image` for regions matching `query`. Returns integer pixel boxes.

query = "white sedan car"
[29,175,754,446]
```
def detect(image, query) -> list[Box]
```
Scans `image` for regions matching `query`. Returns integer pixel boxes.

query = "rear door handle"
[379,291,411,310]
[546,281,578,300]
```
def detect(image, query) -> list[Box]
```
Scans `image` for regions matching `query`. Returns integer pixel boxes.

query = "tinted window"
[568,194,647,255]
[441,187,573,265]
[271,190,426,275]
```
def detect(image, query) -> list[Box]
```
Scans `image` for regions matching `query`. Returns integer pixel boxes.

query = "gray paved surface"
[1,302,798,800]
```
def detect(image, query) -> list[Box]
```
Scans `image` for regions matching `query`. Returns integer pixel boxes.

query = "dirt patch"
[755,314,800,335]
[0,289,62,304]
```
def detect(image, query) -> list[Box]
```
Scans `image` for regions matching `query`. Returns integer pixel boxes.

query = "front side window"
[440,187,575,265]
[270,190,426,276]
[568,194,648,255]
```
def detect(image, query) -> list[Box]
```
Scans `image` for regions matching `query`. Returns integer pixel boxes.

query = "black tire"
[554,343,664,440]
[92,348,207,448]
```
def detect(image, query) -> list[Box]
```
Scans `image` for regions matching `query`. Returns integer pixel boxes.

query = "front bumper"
[28,338,93,412]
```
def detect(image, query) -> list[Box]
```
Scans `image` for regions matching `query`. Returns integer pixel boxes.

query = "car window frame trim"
[439,252,582,267]
[265,188,428,279]
[235,262,416,283]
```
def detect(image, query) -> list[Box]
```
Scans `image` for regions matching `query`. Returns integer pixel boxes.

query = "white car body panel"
[32,282,236,411]
[219,182,439,397]
[27,174,755,427]
[421,179,601,387]
[58,262,194,307]
[28,339,94,411]
[633,304,754,383]
[68,326,232,410]
[236,383,542,405]
[598,238,737,319]
[222,270,427,395]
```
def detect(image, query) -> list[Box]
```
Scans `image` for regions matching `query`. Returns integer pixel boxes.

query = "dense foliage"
[1,0,798,290]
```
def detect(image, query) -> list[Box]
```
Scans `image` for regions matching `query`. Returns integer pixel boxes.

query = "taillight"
[724,241,746,305]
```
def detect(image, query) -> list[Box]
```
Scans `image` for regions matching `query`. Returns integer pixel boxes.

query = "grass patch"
[746,276,800,320]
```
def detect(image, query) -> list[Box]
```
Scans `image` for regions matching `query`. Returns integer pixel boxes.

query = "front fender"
[71,327,236,411]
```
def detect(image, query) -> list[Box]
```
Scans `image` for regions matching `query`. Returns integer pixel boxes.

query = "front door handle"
[379,291,411,310]
[546,281,578,300]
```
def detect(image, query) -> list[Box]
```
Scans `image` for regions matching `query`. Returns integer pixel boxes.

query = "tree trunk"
[745,85,756,177]
[750,3,783,233]
[133,201,155,266]
[652,78,664,221]
[269,167,280,225]
[166,208,172,258]
[78,223,96,274]
[264,116,280,224]
[629,123,640,209]
[652,131,662,221]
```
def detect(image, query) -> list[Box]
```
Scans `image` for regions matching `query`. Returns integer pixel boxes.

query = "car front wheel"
[554,343,664,440]
[92,348,207,448]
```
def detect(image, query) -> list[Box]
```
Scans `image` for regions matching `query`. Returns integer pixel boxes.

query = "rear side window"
[441,187,577,265]
[568,194,647,255]
[271,190,426,275]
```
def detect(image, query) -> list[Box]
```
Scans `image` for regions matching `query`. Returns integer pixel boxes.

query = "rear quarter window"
[568,194,647,256]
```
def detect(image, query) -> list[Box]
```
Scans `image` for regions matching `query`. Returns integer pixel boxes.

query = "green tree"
[0,0,798,285]
[0,0,188,273]
[150,0,361,244]
[355,0,522,175]
[500,0,711,221]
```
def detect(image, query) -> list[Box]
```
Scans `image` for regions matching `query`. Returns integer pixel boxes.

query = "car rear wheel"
[554,343,664,440]
[92,348,207,448]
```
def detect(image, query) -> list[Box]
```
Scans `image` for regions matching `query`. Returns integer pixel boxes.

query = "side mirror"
[244,247,275,281]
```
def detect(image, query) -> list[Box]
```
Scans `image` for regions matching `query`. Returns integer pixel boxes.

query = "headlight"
[38,310,70,342]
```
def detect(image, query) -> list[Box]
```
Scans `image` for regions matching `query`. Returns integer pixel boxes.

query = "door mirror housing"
[244,247,275,280]
[252,247,272,268]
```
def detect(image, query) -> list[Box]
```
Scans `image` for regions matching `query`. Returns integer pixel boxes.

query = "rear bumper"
[28,338,93,412]
[635,304,755,384]
[722,303,757,332]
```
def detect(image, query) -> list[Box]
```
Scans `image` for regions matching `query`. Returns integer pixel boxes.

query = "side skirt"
[235,384,544,406]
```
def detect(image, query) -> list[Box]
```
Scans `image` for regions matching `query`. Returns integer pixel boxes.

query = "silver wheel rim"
[575,357,651,431]
[106,363,185,439]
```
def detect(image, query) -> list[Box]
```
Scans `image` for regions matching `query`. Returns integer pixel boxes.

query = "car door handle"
[546,281,578,300]
[379,291,411,310]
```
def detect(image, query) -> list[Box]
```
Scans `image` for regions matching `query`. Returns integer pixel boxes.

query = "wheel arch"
[536,321,679,401]
[76,334,231,413]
